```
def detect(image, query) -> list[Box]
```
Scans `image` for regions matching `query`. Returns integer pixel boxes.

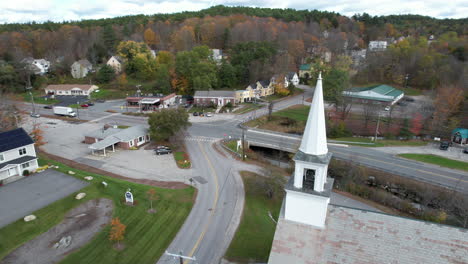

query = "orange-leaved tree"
[109,217,126,247]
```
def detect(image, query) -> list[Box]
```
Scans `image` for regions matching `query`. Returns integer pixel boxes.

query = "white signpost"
[125,189,134,205]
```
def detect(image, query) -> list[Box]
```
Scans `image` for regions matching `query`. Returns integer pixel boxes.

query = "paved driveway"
[0,170,88,228]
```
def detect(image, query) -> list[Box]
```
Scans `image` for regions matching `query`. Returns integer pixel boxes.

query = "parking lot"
[33,117,192,183]
[0,170,88,228]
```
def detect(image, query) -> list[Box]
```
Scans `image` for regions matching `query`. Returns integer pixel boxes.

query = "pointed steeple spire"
[299,72,328,156]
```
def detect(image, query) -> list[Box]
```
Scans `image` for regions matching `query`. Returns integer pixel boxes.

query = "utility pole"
[242,127,246,161]
[404,74,409,89]
[374,113,381,142]
[136,85,142,112]
[164,251,196,264]
[76,101,80,119]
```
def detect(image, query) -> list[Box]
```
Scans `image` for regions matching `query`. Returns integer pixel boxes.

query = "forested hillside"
[0,5,466,95]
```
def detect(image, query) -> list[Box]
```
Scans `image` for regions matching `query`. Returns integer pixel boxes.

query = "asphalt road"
[156,140,242,264]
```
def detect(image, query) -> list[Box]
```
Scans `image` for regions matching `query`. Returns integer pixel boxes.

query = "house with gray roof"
[268,74,468,264]
[194,90,236,106]
[0,128,38,184]
[84,125,150,156]
[71,59,93,78]
[343,84,404,105]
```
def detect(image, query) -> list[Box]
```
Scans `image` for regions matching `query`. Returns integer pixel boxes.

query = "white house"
[0,128,38,184]
[44,84,99,98]
[368,41,387,51]
[286,72,299,86]
[211,49,223,63]
[106,56,123,73]
[71,59,93,78]
[21,57,50,75]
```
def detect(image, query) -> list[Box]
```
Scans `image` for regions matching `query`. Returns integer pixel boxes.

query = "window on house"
[0,154,4,162]
[303,169,315,190]
[138,136,144,142]
[21,162,29,169]
[19,148,26,156]
[129,140,134,147]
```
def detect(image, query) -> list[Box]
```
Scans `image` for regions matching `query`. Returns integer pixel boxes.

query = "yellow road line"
[334,150,468,184]
[185,142,220,263]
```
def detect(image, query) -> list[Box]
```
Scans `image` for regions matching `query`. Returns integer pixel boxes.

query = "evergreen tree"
[96,65,115,83]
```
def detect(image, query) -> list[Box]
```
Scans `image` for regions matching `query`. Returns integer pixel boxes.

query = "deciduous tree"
[109,217,126,248]
[148,108,190,141]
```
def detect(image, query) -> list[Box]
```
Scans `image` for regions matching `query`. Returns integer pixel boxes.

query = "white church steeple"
[299,72,328,156]
[283,73,333,228]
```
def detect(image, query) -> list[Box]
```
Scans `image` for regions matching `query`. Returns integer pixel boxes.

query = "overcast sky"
[1,0,466,24]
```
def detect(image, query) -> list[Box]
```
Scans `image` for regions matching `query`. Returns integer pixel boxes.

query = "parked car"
[193,112,199,116]
[86,102,94,106]
[155,148,172,155]
[80,104,89,108]
[404,97,415,102]
[384,106,391,111]
[463,148,468,154]
[155,145,171,150]
[206,112,213,117]
[43,105,53,109]
[439,141,450,150]
[199,112,205,117]
[30,112,40,118]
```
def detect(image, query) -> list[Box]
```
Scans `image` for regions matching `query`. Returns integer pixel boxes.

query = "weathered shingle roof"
[194,90,235,98]
[269,205,468,264]
[452,128,468,138]
[286,72,297,79]
[0,128,34,153]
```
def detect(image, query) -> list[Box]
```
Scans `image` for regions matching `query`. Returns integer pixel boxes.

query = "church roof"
[299,73,328,155]
[269,205,468,264]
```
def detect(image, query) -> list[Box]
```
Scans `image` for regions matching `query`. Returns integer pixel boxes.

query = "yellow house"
[236,85,256,102]
[256,80,274,97]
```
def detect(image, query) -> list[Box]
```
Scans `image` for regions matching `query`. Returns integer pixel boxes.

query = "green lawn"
[331,137,428,147]
[0,156,195,264]
[22,92,59,105]
[398,154,468,172]
[400,86,423,96]
[233,103,264,114]
[90,88,129,100]
[273,105,309,121]
[225,171,283,263]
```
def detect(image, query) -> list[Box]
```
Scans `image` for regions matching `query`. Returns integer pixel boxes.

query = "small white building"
[106,56,123,73]
[44,84,99,98]
[286,72,299,86]
[368,41,387,51]
[211,49,223,63]
[0,128,39,184]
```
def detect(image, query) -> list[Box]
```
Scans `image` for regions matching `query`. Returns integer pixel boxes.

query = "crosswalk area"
[184,136,221,142]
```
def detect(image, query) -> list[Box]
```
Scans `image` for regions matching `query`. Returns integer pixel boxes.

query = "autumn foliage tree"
[146,189,157,213]
[410,113,424,135]
[143,28,159,49]
[31,123,46,146]
[431,85,464,137]
[109,217,126,248]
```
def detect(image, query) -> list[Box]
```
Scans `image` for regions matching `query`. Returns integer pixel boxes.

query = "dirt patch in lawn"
[39,150,189,189]
[1,199,113,264]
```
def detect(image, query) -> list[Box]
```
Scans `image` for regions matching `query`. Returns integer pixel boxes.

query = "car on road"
[439,141,450,150]
[30,112,41,118]
[80,104,89,108]
[43,105,53,109]
[193,112,199,116]
[206,112,213,117]
[155,148,172,155]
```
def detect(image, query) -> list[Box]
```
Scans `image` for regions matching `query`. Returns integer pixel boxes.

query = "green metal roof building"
[343,84,404,105]
[451,128,468,144]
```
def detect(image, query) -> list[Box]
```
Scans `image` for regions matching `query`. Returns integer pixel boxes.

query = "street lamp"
[26,86,36,115]
[136,85,142,112]
[404,74,409,89]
